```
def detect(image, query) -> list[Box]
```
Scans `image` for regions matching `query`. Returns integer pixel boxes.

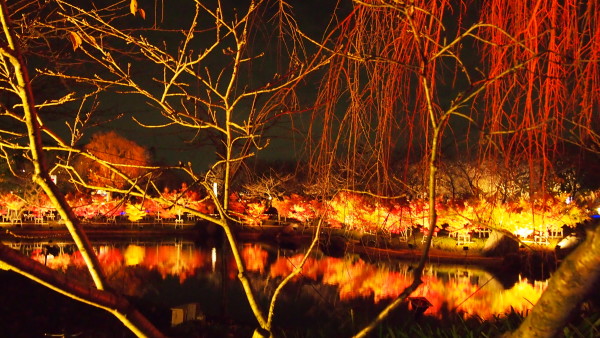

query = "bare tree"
[0,0,164,336]
[1,0,332,336]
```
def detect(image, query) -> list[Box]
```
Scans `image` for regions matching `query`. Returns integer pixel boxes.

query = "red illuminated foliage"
[1,185,591,238]
[145,184,215,219]
[268,190,590,239]
[271,194,322,224]
[227,193,269,225]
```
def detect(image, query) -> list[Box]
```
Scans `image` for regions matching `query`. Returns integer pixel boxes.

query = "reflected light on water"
[23,240,546,320]
[242,244,268,273]
[211,247,217,272]
[268,251,546,319]
[124,245,144,266]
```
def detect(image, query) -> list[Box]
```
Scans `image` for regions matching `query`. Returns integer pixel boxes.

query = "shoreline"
[1,219,556,270]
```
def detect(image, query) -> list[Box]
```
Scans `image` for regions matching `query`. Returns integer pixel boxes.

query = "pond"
[0,234,550,337]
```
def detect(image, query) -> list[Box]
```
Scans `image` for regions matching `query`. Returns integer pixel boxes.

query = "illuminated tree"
[75,131,150,190]
[0,0,163,335]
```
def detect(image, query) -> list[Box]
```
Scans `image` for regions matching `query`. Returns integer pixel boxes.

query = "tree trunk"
[0,2,164,335]
[0,243,165,338]
[506,225,600,337]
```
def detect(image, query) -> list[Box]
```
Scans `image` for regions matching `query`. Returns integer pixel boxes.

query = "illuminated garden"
[1,181,597,246]
[1,0,600,337]
[2,159,599,336]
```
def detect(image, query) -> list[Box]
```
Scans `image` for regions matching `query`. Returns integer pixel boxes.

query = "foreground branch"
[0,243,165,338]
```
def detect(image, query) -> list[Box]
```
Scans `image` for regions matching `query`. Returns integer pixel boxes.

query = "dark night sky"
[98,0,340,170]
[27,0,479,174]
[33,0,341,171]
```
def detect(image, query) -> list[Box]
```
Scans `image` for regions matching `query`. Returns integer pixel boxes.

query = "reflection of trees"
[268,252,544,320]
[142,244,205,284]
[242,244,269,274]
[28,242,208,292]
[18,238,549,323]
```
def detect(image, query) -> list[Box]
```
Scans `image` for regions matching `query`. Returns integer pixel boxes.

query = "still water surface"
[5,236,548,335]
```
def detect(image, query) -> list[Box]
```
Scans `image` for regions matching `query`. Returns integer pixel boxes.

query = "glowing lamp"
[514,227,533,238]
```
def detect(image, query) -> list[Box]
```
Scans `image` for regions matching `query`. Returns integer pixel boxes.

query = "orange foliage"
[270,191,589,239]
[241,244,269,273]
[76,131,149,189]
[28,241,548,320]
[268,252,545,319]
[272,194,320,223]
[227,193,269,225]
[3,182,591,238]
[0,192,26,212]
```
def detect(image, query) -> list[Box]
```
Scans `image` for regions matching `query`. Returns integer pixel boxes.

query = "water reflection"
[263,246,547,319]
[7,238,546,321]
